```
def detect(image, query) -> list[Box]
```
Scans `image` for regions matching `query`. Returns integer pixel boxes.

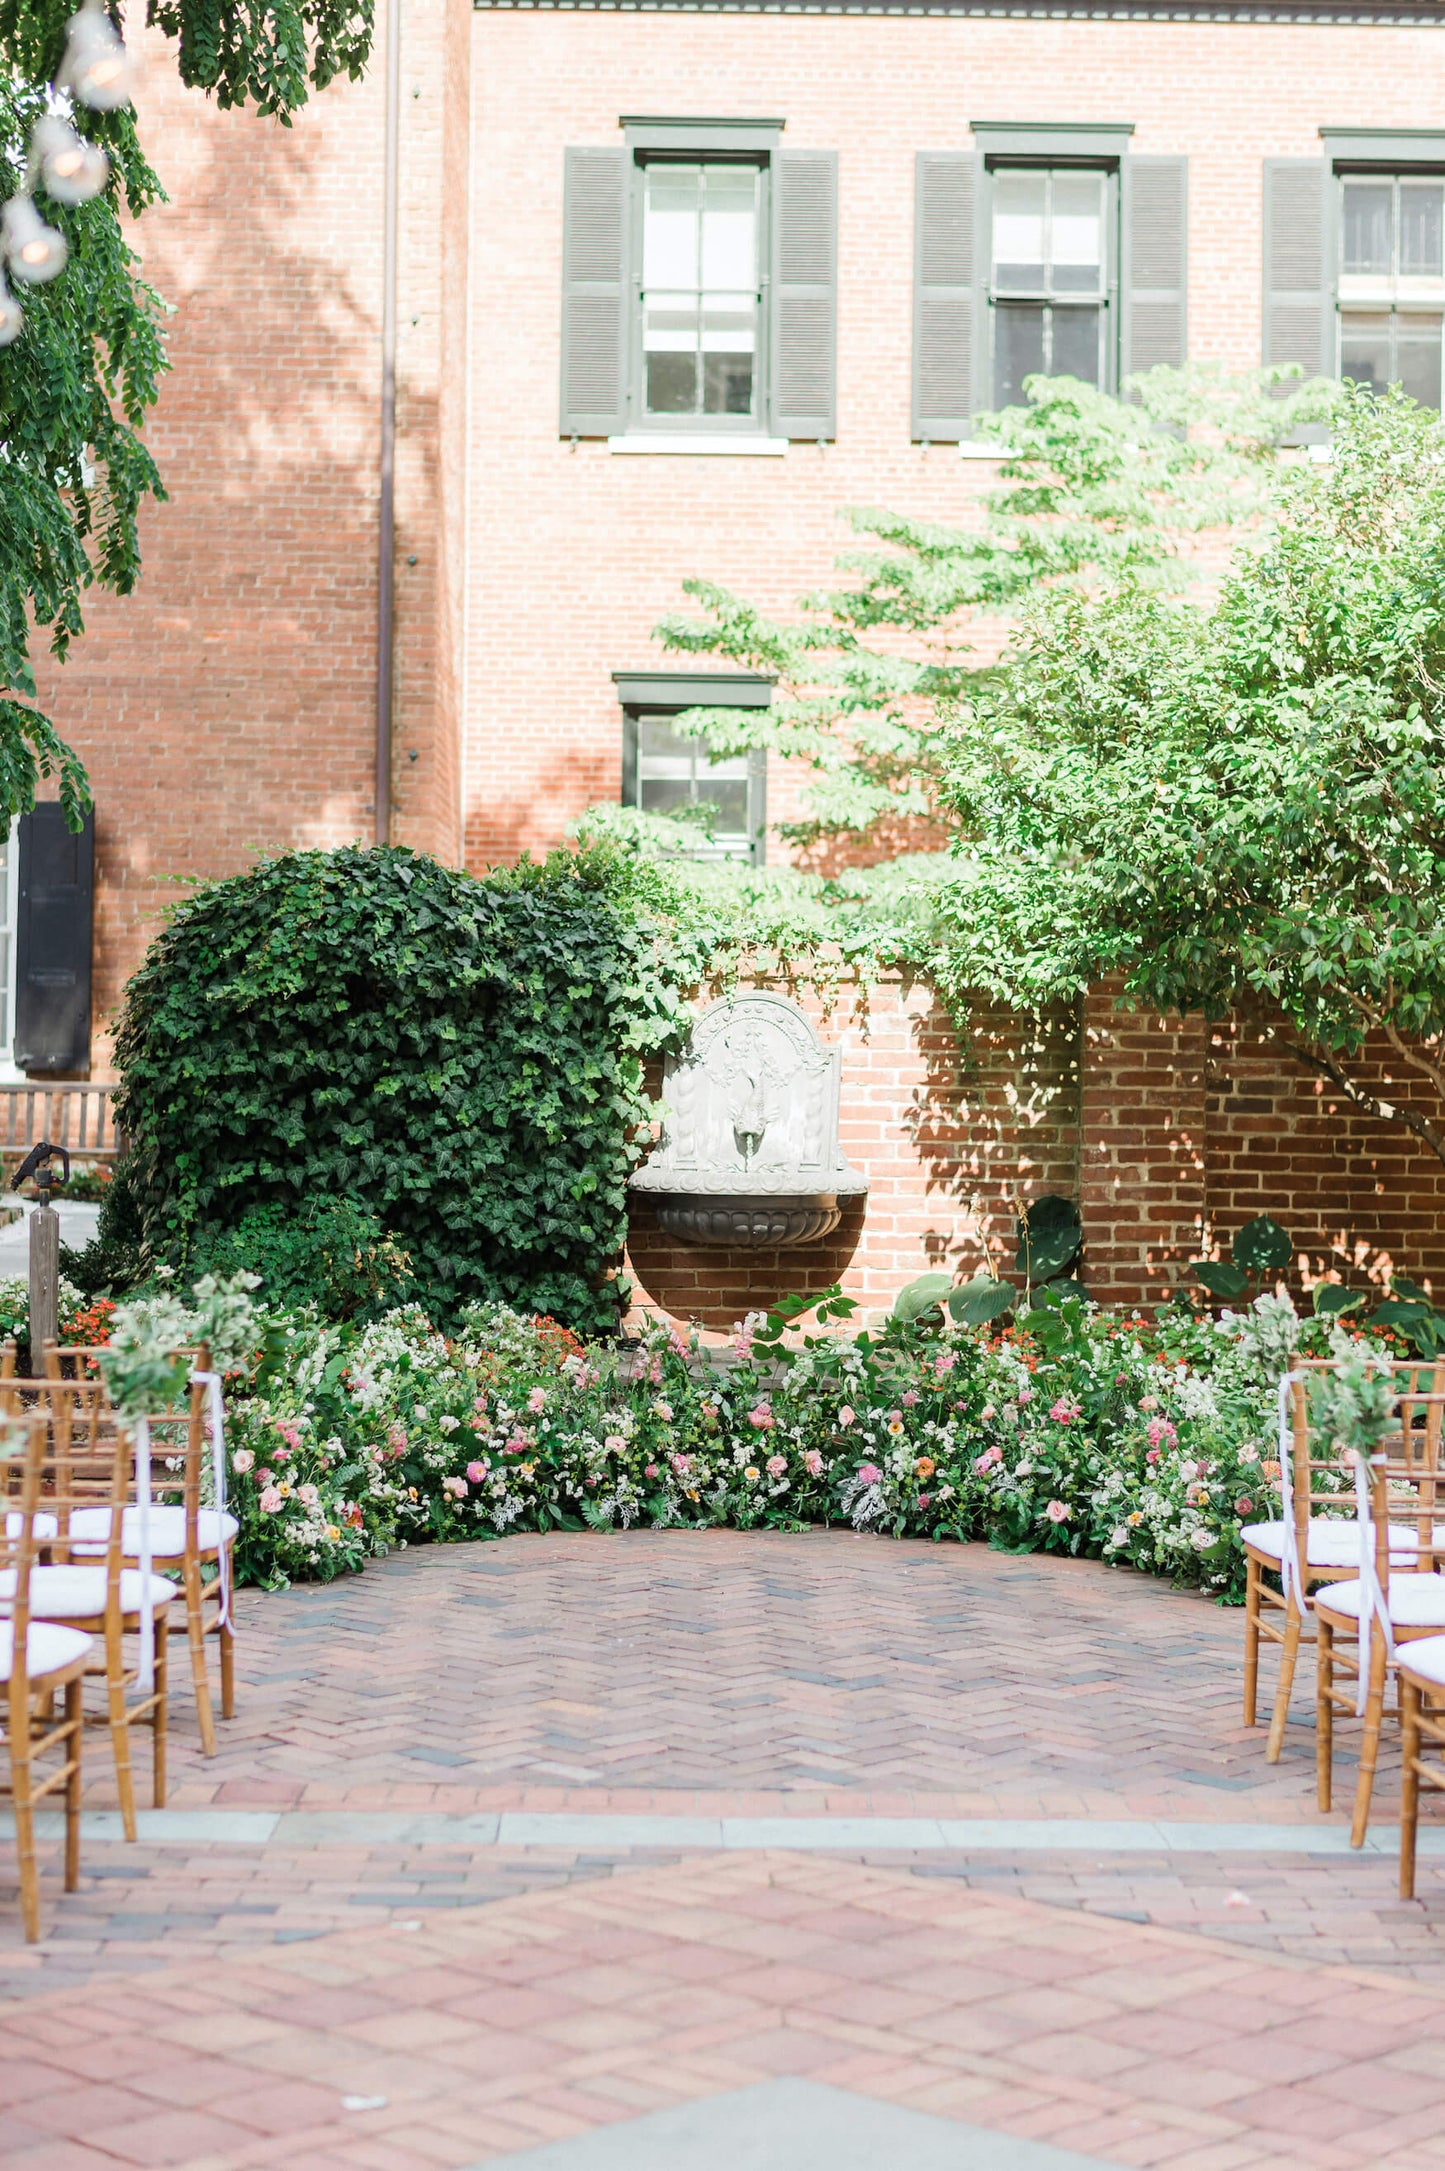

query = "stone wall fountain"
[629,991,868,1247]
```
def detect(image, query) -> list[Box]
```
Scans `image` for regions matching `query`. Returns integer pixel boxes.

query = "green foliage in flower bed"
[217,1283,1358,1601]
[101,844,694,1337]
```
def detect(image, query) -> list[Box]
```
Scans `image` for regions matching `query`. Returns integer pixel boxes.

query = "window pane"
[994,168,1046,292]
[1050,303,1102,387]
[637,716,694,763]
[696,781,749,832]
[1396,313,1442,408]
[703,351,753,414]
[995,302,1045,407]
[1400,183,1444,278]
[645,349,697,412]
[643,167,701,289]
[1342,182,1394,277]
[1340,310,1392,396]
[700,167,757,288]
[640,777,696,817]
[1050,171,1103,294]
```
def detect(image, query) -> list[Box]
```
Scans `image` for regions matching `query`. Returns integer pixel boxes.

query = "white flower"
[438,1414,460,1434]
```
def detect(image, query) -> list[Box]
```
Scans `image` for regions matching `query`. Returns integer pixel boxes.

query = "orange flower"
[915,1456,936,1479]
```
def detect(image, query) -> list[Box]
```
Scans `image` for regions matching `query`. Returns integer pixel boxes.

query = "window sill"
[607,434,789,457]
[958,440,1010,460]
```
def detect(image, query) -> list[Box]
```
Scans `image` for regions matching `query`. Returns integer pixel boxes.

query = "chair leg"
[107,1653,137,1845]
[184,1563,216,1757]
[1401,1675,1422,1901]
[11,1699,39,1944]
[153,1614,168,1809]
[64,1676,82,1893]
[1267,1597,1303,1762]
[1317,1617,1335,1813]
[219,1600,235,1722]
[1350,1621,1391,1848]
[1244,1557,1261,1728]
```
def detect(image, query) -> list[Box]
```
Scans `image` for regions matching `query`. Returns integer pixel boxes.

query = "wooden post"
[28,1200,58,1361]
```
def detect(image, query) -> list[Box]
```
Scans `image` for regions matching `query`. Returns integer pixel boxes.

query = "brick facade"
[26,2,1445,1316]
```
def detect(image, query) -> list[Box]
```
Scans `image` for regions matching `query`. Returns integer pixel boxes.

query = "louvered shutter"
[769,150,837,439]
[15,805,93,1074]
[1121,156,1188,381]
[559,147,628,437]
[1262,159,1333,378]
[912,152,982,441]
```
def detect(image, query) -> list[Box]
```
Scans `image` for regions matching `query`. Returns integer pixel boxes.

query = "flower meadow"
[197,1283,1365,1603]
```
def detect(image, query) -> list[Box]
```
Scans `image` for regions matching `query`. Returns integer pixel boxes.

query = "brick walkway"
[6,1533,1445,2167]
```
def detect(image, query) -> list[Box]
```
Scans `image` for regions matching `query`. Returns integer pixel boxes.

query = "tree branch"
[1270,1030,1445,1169]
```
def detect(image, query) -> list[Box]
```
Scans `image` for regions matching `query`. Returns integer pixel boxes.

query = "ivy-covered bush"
[101,845,689,1336]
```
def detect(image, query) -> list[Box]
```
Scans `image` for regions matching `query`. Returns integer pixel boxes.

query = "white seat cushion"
[1398,1635,1445,1690]
[1242,1519,1445,1568]
[0,1566,177,1620]
[4,1511,57,1542]
[67,1505,239,1559]
[0,1619,92,1683]
[1316,1575,1445,1628]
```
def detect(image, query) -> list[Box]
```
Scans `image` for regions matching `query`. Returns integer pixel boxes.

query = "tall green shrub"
[106,845,687,1334]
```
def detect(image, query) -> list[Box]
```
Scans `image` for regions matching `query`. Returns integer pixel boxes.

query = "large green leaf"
[946,1276,1015,1328]
[1191,1260,1250,1301]
[1312,1283,1365,1318]
[1231,1215,1293,1275]
[1014,1196,1082,1281]
[891,1272,954,1324]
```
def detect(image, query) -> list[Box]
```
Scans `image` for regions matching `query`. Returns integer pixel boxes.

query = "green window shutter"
[1121,155,1187,381]
[560,147,628,437]
[911,151,982,441]
[1262,158,1332,378]
[769,150,837,439]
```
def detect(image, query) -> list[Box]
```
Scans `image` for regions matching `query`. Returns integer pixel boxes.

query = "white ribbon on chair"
[189,1369,230,1629]
[132,1415,155,1695]
[1351,1446,1395,1718]
[1276,1371,1306,1613]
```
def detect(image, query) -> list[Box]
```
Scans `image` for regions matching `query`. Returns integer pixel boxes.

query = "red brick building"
[24,0,1445,1317]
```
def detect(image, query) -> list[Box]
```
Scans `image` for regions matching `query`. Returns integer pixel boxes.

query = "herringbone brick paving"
[7,1534,1445,2164]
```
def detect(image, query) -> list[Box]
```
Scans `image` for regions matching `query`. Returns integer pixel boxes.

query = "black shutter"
[559,147,629,437]
[1121,156,1188,381]
[912,151,982,441]
[1262,159,1333,378]
[15,804,93,1074]
[770,150,838,439]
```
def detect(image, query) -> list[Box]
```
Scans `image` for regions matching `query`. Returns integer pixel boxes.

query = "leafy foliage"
[188,1197,413,1321]
[103,844,691,1336]
[0,0,373,825]
[650,367,1336,854]
[939,390,1445,1173]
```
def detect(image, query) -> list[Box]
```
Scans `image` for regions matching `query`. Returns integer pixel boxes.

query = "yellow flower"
[521,1462,535,1478]
[325,1524,341,1541]
[1127,1511,1144,1526]
[744,1466,760,1482]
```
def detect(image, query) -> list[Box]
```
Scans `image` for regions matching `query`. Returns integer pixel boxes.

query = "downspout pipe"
[374,0,402,846]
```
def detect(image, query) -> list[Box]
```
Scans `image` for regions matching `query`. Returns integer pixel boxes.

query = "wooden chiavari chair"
[0,1377,173,1842]
[1241,1356,1362,1755]
[1397,1636,1445,1898]
[1313,1362,1445,1846]
[45,1344,236,1756]
[0,1411,90,1938]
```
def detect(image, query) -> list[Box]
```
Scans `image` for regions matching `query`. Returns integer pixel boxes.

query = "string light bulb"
[0,272,23,347]
[60,1,138,112]
[30,116,109,205]
[3,194,69,283]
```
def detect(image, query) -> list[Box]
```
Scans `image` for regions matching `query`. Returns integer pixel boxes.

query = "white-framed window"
[1338,173,1445,408]
[989,165,1116,407]
[637,160,766,429]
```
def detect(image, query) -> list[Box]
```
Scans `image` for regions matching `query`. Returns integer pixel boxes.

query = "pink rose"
[466,1460,488,1483]
[527,1387,547,1415]
[902,1390,919,1407]
[258,1486,284,1515]
[1049,1398,1080,1424]
[766,1454,787,1478]
[272,1446,289,1463]
[1146,1418,1177,1449]
[803,1450,824,1477]
[934,1351,955,1378]
[856,1463,883,1486]
[1236,1496,1254,1515]
[917,1493,931,1509]
[443,1475,468,1499]
[232,1449,254,1474]
[1045,1499,1070,1523]
[644,1463,659,1479]
[1017,1384,1033,1405]
[671,1452,691,1475]
[973,1445,1001,1474]
[838,1406,856,1429]
[748,1403,774,1432]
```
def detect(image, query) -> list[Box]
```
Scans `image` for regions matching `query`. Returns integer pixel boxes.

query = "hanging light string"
[0,1,139,348]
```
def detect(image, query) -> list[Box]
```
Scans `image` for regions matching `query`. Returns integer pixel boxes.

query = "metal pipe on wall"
[374,0,402,847]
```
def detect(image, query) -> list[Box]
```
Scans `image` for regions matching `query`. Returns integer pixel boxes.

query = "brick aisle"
[6,1535,1445,2166]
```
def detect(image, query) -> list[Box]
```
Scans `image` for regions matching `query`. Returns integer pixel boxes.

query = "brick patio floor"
[7,1533,1445,2167]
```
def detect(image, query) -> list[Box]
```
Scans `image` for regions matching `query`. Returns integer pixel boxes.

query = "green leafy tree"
[651,366,1335,856]
[938,388,1445,1172]
[0,0,373,826]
